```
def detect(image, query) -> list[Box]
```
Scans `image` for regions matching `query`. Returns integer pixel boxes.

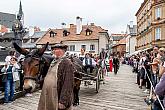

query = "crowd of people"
[0,45,121,109]
[128,46,165,109]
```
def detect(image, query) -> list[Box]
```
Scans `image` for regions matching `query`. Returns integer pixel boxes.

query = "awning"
[142,47,152,52]
[129,50,142,56]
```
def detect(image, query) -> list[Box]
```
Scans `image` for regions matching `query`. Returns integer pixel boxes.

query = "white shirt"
[83,58,96,67]
[5,56,12,65]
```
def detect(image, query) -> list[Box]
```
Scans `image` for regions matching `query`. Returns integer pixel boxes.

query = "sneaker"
[25,93,32,97]
[143,89,149,93]
[144,98,153,105]
[4,101,13,104]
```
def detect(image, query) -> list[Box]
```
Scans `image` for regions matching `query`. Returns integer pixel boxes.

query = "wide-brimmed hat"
[51,43,68,50]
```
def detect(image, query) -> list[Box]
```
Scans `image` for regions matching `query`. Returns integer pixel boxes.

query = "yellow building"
[136,0,165,50]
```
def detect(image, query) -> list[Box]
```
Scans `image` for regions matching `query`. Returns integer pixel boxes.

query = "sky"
[0,0,144,34]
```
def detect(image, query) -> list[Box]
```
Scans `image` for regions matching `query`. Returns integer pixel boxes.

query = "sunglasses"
[11,59,15,61]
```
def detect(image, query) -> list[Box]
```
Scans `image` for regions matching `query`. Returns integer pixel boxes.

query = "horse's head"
[13,42,49,93]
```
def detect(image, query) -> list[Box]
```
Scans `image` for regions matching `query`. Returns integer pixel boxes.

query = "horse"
[69,55,84,106]
[13,42,83,106]
[13,42,54,92]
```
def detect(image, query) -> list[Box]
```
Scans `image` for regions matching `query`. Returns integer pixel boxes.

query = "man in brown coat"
[38,43,74,110]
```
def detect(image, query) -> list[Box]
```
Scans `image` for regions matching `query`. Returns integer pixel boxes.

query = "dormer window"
[63,30,70,36]
[86,28,92,36]
[49,31,56,37]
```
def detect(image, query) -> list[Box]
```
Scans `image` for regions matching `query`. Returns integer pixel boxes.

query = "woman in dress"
[109,56,113,72]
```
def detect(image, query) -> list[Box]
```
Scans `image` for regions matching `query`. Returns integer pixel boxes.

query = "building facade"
[136,0,165,50]
[109,34,127,56]
[125,25,137,56]
[0,12,16,30]
[37,21,109,55]
[112,37,126,57]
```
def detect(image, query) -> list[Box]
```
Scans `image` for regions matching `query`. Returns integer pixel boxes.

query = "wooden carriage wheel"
[96,68,101,93]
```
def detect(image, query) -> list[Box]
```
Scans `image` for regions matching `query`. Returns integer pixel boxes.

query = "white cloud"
[0,0,143,33]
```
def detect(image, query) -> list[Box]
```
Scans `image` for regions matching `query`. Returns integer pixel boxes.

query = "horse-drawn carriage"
[77,64,103,93]
[12,42,105,106]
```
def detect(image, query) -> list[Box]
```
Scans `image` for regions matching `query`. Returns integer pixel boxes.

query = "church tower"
[18,0,24,25]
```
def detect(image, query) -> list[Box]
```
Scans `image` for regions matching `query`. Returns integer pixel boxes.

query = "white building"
[125,24,137,56]
[37,17,110,55]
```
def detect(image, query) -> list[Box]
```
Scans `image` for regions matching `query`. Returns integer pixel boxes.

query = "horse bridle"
[23,55,44,82]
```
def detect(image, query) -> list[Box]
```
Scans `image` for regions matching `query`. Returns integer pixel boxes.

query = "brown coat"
[38,57,74,110]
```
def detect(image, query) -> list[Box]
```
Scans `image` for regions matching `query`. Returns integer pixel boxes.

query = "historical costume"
[113,56,119,74]
[38,44,74,110]
[83,53,96,74]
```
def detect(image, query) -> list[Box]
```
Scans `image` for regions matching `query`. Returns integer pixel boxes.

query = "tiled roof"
[0,32,26,48]
[23,31,46,39]
[0,32,15,48]
[22,31,46,48]
[0,12,16,28]
[0,32,14,39]
[118,37,126,44]
[37,24,108,45]
[111,34,127,41]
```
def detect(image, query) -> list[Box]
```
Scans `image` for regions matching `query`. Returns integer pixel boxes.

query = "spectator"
[5,50,16,65]
[83,53,96,74]
[139,52,146,89]
[1,56,20,103]
[155,48,165,108]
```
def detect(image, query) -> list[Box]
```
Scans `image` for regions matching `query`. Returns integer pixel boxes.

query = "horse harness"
[23,54,45,83]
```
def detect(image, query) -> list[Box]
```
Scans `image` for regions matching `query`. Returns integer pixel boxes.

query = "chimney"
[70,24,74,28]
[61,22,66,29]
[91,23,94,26]
[130,21,133,28]
[76,16,82,34]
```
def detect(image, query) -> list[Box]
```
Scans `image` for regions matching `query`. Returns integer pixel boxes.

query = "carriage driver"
[38,43,75,110]
[83,53,96,74]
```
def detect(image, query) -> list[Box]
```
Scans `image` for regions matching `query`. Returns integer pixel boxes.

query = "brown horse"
[13,42,54,92]
[13,42,83,106]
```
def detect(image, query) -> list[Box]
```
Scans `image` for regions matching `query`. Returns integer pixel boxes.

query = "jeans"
[151,73,158,88]
[4,80,15,102]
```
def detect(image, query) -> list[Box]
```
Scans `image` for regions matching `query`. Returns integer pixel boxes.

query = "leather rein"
[23,55,44,82]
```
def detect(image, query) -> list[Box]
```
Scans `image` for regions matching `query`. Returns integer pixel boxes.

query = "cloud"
[0,0,144,33]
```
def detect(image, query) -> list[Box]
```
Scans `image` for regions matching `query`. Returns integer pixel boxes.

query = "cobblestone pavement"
[0,64,149,110]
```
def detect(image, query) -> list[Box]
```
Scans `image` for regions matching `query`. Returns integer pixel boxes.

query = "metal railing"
[146,70,165,110]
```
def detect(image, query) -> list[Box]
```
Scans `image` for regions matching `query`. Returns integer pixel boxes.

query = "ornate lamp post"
[12,14,24,47]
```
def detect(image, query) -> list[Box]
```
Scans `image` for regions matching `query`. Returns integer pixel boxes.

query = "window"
[86,28,92,36]
[155,7,161,19]
[49,31,56,37]
[155,28,161,40]
[81,45,86,51]
[90,45,95,50]
[63,30,70,36]
[69,45,75,51]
